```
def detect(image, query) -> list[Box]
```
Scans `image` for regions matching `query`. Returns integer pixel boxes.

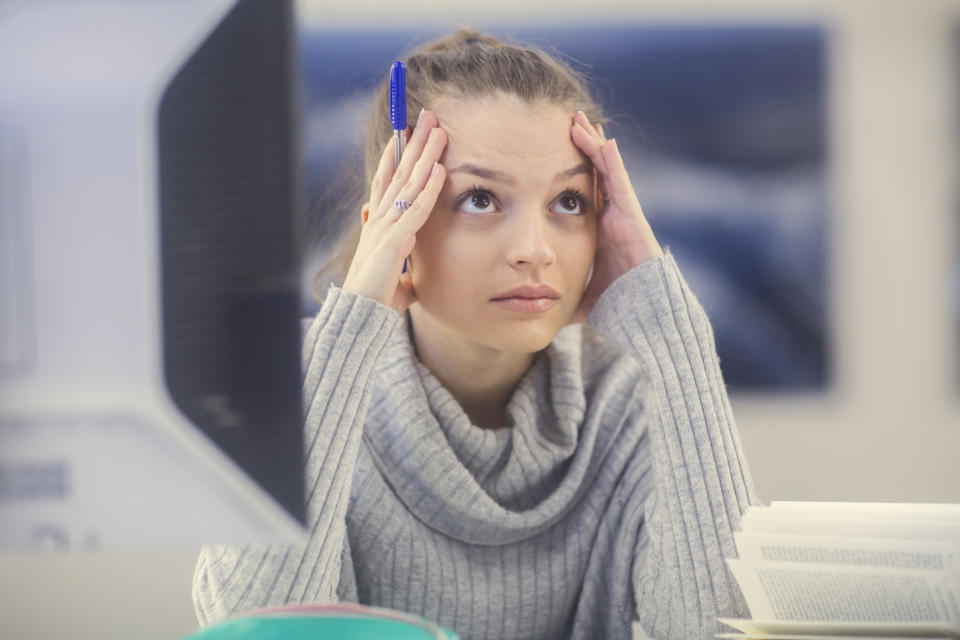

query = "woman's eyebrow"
[447,163,513,184]
[446,163,592,185]
[555,163,592,182]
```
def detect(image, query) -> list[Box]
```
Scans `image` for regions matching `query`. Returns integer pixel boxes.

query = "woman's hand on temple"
[569,111,663,323]
[342,110,447,315]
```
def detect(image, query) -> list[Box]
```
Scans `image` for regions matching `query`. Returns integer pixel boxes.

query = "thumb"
[392,275,418,316]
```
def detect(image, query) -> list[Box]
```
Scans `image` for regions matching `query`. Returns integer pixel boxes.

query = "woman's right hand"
[342,109,447,315]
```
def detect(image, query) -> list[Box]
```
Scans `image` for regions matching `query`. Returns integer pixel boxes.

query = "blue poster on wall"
[298,25,828,392]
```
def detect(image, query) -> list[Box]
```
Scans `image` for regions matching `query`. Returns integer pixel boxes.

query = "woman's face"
[409,93,598,354]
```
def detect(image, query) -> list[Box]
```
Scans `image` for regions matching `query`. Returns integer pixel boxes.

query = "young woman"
[193,29,758,640]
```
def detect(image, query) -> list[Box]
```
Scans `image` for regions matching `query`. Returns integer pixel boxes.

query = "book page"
[726,560,960,625]
[739,510,960,541]
[733,532,960,572]
[718,618,960,639]
[716,633,955,640]
[770,502,960,519]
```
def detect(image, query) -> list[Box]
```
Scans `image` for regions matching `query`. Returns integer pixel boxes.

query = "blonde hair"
[313,28,607,301]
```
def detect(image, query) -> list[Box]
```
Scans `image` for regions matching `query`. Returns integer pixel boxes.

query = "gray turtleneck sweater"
[192,252,758,640]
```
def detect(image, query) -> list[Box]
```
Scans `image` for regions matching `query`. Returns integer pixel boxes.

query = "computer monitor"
[0,0,307,550]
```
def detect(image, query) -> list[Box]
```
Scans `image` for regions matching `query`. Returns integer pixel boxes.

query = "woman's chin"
[412,302,567,354]
[478,320,562,354]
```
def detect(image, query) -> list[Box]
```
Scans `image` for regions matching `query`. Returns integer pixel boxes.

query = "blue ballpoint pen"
[390,61,409,273]
[390,61,406,168]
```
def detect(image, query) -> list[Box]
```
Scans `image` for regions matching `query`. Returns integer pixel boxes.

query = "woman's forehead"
[434,95,585,175]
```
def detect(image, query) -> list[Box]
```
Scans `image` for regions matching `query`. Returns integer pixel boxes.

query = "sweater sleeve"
[586,250,760,640]
[191,285,402,626]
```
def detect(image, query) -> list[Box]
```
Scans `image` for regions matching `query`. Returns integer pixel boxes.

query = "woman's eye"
[456,187,587,216]
[553,193,584,215]
[459,190,497,214]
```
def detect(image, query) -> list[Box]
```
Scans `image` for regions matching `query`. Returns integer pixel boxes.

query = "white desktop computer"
[0,0,308,550]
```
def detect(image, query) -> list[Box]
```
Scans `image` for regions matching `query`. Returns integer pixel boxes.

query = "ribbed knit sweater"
[192,251,758,640]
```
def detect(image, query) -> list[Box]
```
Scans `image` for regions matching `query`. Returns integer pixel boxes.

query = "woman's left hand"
[568,110,663,324]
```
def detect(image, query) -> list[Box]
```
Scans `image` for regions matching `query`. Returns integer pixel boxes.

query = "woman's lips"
[489,296,558,313]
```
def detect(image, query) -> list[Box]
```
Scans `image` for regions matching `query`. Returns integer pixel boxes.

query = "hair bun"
[423,28,499,52]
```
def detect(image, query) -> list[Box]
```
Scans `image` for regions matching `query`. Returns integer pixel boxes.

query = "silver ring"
[392,199,413,212]
[601,195,611,209]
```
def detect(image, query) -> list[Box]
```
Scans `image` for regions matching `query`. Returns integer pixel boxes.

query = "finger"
[368,138,396,214]
[601,138,638,203]
[570,115,611,211]
[571,120,610,177]
[392,160,446,235]
[386,129,446,224]
[382,126,447,219]
[595,122,606,141]
[378,110,438,215]
[594,171,609,213]
[574,111,604,145]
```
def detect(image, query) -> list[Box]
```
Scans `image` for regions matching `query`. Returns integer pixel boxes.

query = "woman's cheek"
[565,222,596,261]
[411,222,461,292]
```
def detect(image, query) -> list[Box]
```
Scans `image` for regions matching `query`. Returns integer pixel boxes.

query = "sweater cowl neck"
[360,315,642,545]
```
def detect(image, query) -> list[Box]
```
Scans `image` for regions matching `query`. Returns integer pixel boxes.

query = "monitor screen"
[0,0,307,551]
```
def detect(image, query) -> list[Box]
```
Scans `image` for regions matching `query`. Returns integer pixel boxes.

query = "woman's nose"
[504,209,557,268]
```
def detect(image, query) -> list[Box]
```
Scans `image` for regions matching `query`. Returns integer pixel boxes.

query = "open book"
[720,502,960,640]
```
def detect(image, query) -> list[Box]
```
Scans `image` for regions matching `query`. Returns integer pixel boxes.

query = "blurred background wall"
[300,24,830,392]
[1,0,958,638]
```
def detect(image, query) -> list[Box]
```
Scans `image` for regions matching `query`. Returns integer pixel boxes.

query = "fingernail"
[431,161,442,177]
[417,108,425,126]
